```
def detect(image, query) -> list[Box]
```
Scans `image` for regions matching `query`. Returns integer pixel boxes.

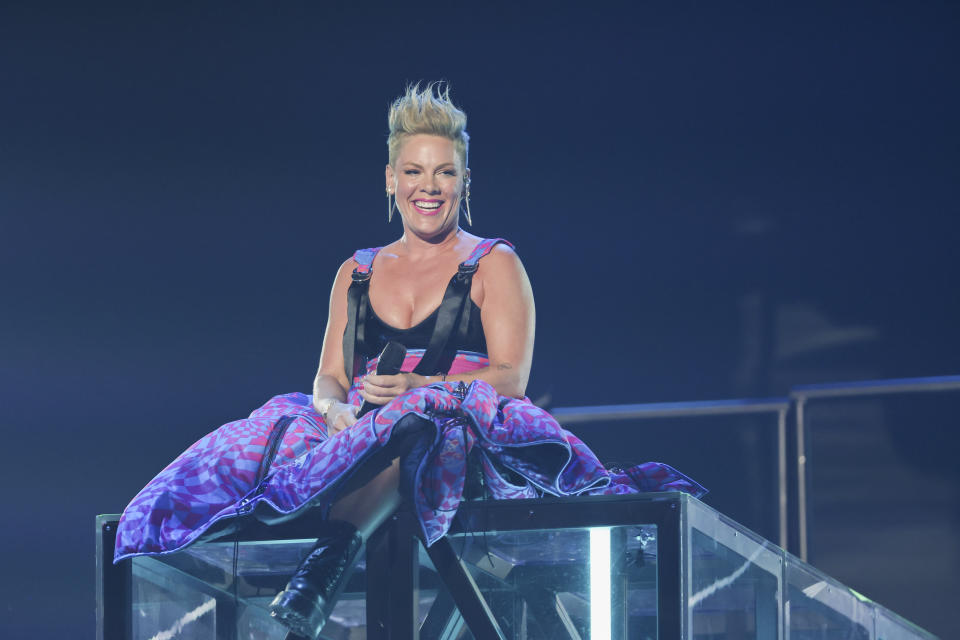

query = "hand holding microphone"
[357,341,408,418]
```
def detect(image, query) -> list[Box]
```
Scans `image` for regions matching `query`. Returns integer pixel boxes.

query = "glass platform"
[97,492,938,639]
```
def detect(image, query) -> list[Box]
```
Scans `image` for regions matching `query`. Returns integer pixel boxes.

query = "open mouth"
[413,200,443,215]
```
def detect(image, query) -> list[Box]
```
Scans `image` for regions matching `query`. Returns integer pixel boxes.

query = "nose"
[422,173,440,194]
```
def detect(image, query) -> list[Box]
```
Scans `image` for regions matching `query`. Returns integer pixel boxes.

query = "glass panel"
[875,609,939,640]
[785,560,873,640]
[417,525,659,639]
[685,496,783,639]
[132,560,217,640]
[130,538,369,639]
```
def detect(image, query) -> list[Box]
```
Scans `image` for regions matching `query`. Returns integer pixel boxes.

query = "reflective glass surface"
[104,494,940,639]
[876,609,939,640]
[131,539,368,640]
[131,562,216,640]
[785,560,874,640]
[417,525,659,640]
[686,497,783,639]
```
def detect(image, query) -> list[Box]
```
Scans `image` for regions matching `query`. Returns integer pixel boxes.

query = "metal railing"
[552,397,792,550]
[790,374,960,561]
[552,373,960,561]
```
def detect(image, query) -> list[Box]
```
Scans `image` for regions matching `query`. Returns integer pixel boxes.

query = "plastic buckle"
[352,268,372,283]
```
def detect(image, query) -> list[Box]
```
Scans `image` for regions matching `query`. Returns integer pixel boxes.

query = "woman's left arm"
[463,244,535,397]
[359,245,535,401]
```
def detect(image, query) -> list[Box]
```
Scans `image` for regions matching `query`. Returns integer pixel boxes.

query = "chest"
[368,257,482,330]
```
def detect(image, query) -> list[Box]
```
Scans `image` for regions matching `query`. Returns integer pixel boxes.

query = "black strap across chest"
[342,263,479,382]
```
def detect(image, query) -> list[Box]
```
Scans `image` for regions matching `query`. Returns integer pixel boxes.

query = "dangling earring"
[386,188,394,223]
[463,180,473,226]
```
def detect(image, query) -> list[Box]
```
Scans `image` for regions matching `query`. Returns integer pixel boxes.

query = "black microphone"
[357,341,407,418]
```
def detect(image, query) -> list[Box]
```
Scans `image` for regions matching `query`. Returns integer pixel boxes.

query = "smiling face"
[386,134,468,241]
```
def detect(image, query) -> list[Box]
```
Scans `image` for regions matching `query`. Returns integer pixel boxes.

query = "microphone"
[357,341,407,418]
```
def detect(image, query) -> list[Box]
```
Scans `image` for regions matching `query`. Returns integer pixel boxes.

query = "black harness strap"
[341,247,380,382]
[342,270,371,382]
[453,265,477,352]
[412,264,477,377]
[341,239,510,380]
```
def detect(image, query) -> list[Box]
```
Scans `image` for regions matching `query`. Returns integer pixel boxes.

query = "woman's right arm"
[313,258,358,434]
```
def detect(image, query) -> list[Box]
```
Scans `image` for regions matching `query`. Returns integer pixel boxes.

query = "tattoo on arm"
[497,363,513,371]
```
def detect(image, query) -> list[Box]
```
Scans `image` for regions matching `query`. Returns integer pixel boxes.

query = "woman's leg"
[271,414,430,637]
[270,457,404,637]
[328,458,401,539]
[327,412,434,538]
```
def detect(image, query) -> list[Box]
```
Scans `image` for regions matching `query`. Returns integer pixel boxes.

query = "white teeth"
[414,201,441,209]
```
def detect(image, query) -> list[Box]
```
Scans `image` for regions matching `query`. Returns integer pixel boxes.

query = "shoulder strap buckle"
[457,262,479,276]
[352,267,372,283]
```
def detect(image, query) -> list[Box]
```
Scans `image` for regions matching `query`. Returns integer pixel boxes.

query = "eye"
[441,169,457,176]
[404,169,420,175]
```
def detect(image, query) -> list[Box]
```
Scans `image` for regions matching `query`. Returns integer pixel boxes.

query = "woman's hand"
[325,402,358,436]
[359,372,428,405]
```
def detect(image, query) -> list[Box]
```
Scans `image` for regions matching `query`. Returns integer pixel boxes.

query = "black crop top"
[342,238,510,380]
[359,297,487,358]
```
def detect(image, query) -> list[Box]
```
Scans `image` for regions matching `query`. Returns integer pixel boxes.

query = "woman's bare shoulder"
[478,241,523,273]
[331,253,362,290]
[336,242,394,280]
[474,240,529,306]
[335,256,354,278]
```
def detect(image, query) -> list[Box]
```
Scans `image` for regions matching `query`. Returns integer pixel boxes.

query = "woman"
[114,83,704,639]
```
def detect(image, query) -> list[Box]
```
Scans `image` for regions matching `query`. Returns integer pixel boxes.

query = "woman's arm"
[360,244,535,400]
[459,243,535,396]
[313,258,360,433]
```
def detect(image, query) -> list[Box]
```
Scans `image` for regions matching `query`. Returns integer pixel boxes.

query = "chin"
[404,212,455,234]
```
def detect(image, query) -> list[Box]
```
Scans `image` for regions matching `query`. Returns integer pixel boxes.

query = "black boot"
[269,520,363,639]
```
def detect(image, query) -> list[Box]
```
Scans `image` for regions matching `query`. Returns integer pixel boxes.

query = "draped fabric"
[115,237,706,562]
[113,350,705,561]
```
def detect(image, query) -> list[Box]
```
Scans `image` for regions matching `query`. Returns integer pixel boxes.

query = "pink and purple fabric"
[114,351,705,562]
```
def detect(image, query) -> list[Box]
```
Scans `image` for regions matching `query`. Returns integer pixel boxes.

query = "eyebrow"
[401,162,457,170]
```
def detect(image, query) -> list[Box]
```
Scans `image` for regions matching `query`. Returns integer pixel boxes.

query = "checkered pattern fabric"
[114,371,705,560]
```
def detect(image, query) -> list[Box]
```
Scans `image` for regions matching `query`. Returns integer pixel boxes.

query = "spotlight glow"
[589,526,612,640]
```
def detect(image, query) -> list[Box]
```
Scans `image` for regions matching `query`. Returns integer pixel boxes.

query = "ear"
[385,164,395,192]
[464,167,471,190]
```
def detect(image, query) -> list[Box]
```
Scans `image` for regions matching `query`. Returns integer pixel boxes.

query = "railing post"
[795,396,808,562]
[777,407,788,552]
[789,374,960,563]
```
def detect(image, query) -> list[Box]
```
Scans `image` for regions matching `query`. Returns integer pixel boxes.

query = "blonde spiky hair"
[387,81,469,169]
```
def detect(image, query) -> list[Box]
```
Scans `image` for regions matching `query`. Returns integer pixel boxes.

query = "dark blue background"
[2,1,957,637]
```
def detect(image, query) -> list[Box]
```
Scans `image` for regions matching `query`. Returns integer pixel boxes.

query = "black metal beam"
[424,537,506,640]
[96,515,131,640]
[655,500,683,638]
[365,514,419,639]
